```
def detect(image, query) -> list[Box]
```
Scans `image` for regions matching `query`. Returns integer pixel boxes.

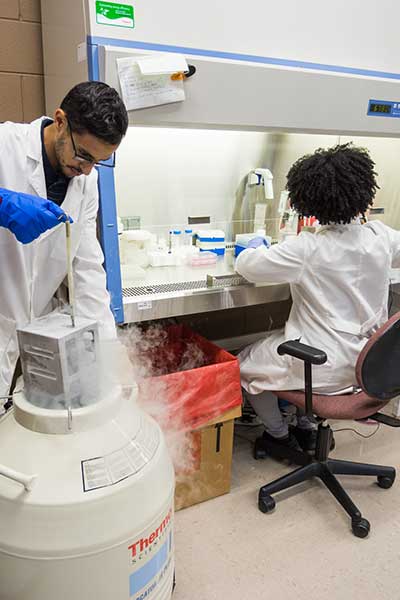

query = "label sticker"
[128,510,174,599]
[96,1,135,29]
[138,301,152,311]
[130,541,169,598]
[81,417,159,491]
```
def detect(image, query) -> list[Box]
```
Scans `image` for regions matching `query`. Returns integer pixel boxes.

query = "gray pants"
[246,390,316,438]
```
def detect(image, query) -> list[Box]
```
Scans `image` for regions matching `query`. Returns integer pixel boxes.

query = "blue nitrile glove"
[247,236,271,249]
[0,187,72,244]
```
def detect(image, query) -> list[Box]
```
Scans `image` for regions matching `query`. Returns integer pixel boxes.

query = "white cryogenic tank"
[0,315,175,600]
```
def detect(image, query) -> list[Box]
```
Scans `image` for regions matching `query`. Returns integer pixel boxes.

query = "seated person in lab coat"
[0,81,128,411]
[236,143,400,452]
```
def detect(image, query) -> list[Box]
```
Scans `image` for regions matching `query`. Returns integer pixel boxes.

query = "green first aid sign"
[96,1,135,28]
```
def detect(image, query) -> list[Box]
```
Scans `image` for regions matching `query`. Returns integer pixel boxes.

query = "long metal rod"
[65,219,75,327]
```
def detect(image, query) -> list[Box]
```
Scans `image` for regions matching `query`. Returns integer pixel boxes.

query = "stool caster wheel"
[258,494,276,514]
[377,475,395,489]
[352,517,370,538]
[254,438,267,460]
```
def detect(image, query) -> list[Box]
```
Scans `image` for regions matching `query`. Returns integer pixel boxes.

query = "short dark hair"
[286,143,379,225]
[60,81,128,145]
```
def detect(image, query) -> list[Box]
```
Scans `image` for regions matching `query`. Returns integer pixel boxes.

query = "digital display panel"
[369,103,391,114]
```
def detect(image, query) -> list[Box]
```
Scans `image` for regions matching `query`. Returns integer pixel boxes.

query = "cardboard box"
[135,325,243,510]
[175,404,242,511]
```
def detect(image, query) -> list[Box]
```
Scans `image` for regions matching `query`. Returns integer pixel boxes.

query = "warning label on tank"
[81,417,159,492]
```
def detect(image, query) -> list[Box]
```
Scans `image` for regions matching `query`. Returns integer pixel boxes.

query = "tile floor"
[173,419,400,600]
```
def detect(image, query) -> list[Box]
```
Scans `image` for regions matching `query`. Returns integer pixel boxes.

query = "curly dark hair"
[60,81,128,145]
[286,143,379,225]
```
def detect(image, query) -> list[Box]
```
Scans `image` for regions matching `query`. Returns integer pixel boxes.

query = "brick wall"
[0,0,44,123]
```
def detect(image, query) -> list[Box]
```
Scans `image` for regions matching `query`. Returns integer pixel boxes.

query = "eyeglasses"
[67,119,116,168]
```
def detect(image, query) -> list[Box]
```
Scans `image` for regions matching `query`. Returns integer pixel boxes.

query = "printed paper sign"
[117,56,185,111]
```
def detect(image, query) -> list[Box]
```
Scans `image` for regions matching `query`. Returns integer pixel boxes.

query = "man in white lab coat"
[0,81,128,407]
[236,144,400,452]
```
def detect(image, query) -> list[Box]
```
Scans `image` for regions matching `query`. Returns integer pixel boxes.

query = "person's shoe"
[262,430,303,452]
[254,429,310,465]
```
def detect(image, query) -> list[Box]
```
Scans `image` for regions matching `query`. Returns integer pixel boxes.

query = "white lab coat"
[237,221,400,395]
[0,117,116,396]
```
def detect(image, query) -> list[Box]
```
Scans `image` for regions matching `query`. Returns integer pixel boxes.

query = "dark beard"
[54,137,70,176]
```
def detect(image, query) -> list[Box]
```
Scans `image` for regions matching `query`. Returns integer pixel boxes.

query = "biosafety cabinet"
[41,0,400,325]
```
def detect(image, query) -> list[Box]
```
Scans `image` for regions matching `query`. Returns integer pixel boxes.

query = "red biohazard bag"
[134,325,242,430]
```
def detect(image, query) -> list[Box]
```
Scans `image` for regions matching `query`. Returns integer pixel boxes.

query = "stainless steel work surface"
[121,254,289,322]
[121,267,400,324]
[122,279,290,323]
